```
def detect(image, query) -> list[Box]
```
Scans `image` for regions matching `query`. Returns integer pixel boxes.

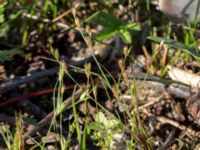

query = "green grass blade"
[148,36,200,61]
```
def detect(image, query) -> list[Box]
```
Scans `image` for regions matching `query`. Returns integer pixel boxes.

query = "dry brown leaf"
[168,65,200,88]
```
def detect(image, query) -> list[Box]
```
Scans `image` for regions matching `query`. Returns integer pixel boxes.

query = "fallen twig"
[26,133,61,145]
[0,67,58,94]
[23,87,83,142]
[158,128,176,150]
[17,100,47,120]
[22,2,81,30]
[0,84,75,107]
[0,41,112,94]
[0,88,55,107]
[143,109,200,138]
[138,94,166,110]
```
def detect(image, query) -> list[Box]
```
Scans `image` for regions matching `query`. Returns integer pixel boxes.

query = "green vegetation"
[1,0,200,149]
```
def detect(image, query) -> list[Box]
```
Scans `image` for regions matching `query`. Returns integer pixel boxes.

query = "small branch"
[0,67,58,94]
[143,109,200,138]
[18,100,47,120]
[23,88,83,142]
[26,133,61,145]
[139,94,165,110]
[0,88,55,107]
[0,42,112,94]
[158,128,176,150]
[0,84,75,107]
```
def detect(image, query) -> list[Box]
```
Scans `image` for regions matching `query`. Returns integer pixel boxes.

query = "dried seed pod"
[186,94,200,125]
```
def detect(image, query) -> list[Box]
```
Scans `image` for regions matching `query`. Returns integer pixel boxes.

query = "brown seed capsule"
[186,94,200,125]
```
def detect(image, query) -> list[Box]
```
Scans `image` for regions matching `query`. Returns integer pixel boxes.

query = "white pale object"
[168,65,200,88]
[158,0,200,22]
